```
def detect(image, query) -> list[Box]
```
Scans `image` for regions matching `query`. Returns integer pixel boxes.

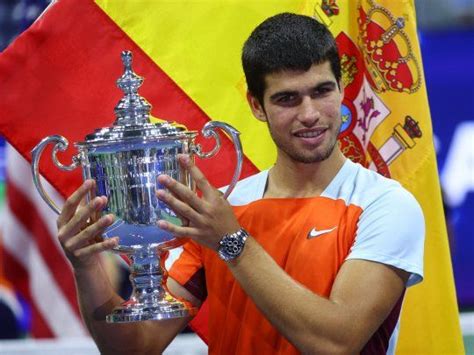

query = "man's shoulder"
[344,161,425,287]
[219,170,269,206]
[324,159,416,211]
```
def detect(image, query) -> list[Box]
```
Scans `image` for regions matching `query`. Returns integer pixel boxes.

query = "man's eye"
[277,94,298,104]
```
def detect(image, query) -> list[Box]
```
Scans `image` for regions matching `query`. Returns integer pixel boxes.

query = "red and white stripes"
[0,145,87,337]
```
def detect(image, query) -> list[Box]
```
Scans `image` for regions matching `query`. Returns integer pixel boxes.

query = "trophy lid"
[77,51,195,147]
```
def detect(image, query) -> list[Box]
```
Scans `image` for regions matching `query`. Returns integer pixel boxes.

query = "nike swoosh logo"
[307,226,337,239]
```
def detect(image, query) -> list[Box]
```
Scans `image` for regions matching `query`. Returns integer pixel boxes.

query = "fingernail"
[84,180,93,189]
[158,220,168,230]
[93,197,102,208]
[156,189,166,198]
[105,237,118,248]
[99,215,110,226]
[181,154,190,165]
[99,214,113,227]
[158,175,169,185]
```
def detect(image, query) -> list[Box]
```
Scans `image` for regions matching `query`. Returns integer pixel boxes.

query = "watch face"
[226,236,242,256]
[218,230,248,261]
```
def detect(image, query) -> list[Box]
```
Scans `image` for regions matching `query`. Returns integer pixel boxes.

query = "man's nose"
[297,96,320,126]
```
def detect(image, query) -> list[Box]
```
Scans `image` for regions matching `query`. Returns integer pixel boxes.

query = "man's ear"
[246,91,267,122]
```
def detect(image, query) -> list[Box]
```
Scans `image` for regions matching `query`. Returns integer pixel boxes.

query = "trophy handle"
[31,135,81,215]
[193,121,243,199]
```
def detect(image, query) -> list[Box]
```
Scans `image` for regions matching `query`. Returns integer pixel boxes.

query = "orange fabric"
[170,196,362,354]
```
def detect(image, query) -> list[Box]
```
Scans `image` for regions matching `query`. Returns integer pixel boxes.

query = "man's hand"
[56,179,118,270]
[156,154,241,251]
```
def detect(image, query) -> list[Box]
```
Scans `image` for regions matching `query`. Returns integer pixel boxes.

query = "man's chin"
[289,144,337,164]
[288,151,333,164]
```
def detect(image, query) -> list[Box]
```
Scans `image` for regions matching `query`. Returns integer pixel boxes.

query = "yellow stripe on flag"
[96,0,464,353]
[322,1,464,352]
[96,0,305,170]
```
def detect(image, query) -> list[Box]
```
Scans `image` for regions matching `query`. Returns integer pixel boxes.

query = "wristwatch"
[217,228,249,262]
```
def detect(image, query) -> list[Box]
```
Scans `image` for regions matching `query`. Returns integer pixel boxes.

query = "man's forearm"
[74,262,154,354]
[226,237,350,353]
[227,237,404,354]
[74,261,193,354]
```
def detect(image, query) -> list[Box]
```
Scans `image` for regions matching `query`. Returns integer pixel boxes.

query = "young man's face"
[248,61,343,164]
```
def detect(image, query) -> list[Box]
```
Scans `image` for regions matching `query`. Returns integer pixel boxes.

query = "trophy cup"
[31,51,243,322]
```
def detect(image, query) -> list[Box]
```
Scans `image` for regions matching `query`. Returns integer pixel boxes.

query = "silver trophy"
[31,51,243,322]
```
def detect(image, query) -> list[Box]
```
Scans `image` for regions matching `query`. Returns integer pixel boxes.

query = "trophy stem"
[106,247,197,323]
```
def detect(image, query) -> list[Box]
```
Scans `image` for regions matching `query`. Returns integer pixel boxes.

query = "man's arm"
[156,154,410,353]
[57,180,199,354]
[225,237,407,353]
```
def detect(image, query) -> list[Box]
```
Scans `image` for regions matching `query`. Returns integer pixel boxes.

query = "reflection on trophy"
[31,51,243,322]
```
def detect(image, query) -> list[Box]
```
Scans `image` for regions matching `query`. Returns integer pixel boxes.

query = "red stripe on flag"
[6,178,80,318]
[1,246,54,337]
[0,0,258,200]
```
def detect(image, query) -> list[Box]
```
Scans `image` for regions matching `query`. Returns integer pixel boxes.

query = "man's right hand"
[56,180,198,353]
[56,179,119,270]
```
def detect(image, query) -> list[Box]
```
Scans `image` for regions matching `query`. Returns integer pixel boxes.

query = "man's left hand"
[156,154,241,251]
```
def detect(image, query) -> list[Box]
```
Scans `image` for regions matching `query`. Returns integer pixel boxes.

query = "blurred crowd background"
[0,0,473,350]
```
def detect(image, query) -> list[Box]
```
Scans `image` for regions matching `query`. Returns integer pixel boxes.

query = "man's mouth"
[294,128,327,138]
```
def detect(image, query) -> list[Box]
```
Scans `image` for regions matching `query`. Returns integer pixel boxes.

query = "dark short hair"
[242,13,341,105]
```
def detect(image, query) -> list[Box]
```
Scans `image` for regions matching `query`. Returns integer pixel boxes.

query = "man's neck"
[264,148,346,199]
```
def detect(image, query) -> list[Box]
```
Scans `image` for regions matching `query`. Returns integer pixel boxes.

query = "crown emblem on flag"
[313,0,340,27]
[395,115,422,149]
[340,54,358,87]
[357,0,421,94]
[321,0,340,17]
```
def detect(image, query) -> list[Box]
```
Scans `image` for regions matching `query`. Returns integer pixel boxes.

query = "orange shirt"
[169,160,424,354]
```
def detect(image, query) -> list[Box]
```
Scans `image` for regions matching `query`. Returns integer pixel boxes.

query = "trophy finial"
[114,50,152,126]
[122,50,132,70]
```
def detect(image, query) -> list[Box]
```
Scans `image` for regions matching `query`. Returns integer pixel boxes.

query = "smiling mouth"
[294,129,327,138]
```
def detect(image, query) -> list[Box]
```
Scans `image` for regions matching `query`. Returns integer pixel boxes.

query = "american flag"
[0,0,87,338]
[1,146,87,337]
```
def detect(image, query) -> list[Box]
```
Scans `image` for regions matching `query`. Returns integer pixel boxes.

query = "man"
[57,13,424,354]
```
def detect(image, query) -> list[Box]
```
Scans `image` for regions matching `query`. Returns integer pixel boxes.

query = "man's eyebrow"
[315,80,337,89]
[269,80,338,101]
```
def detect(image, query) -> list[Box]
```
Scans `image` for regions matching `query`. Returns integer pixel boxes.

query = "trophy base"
[106,243,198,323]
[106,295,197,323]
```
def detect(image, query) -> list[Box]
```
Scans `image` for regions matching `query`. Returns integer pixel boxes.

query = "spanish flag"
[0,0,463,352]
